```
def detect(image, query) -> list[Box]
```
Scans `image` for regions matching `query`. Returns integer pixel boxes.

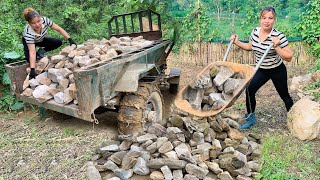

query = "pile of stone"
[21,36,154,104]
[184,65,245,111]
[290,71,320,103]
[88,113,262,180]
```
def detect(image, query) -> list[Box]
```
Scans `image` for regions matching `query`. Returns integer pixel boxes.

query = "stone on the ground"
[113,168,133,180]
[218,171,233,180]
[205,161,223,174]
[150,171,164,180]
[161,165,173,180]
[185,163,209,179]
[158,141,174,154]
[288,97,320,140]
[104,160,118,171]
[137,133,157,143]
[148,123,167,137]
[87,163,102,180]
[147,158,187,169]
[121,150,140,170]
[133,157,149,175]
[100,144,119,152]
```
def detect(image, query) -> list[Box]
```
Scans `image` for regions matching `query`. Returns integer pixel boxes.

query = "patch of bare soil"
[0,60,317,179]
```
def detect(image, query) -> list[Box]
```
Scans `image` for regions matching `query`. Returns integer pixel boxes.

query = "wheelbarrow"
[174,40,273,117]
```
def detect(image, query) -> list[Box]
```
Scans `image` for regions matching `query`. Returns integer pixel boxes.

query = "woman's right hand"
[230,34,239,44]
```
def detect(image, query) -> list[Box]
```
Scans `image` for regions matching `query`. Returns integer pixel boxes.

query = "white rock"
[32,85,49,98]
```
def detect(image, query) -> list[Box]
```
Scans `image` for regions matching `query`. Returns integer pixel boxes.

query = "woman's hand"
[230,34,239,44]
[272,37,280,48]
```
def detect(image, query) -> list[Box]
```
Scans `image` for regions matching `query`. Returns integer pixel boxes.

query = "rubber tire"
[118,83,164,135]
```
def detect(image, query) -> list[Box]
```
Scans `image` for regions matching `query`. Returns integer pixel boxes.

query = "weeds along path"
[0,110,118,179]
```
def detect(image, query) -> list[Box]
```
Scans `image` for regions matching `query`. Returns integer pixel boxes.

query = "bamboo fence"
[170,41,313,67]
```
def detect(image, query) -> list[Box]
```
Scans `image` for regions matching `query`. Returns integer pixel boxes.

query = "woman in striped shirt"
[22,7,77,79]
[230,7,294,129]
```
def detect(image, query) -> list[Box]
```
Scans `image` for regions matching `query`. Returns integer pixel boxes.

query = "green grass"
[234,102,246,110]
[259,132,320,180]
[63,127,78,137]
[304,80,320,100]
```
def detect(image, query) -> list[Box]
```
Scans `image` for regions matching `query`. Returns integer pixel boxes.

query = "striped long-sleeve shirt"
[23,16,53,44]
[250,27,289,69]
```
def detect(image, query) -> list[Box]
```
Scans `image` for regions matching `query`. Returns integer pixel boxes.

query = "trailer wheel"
[118,83,165,135]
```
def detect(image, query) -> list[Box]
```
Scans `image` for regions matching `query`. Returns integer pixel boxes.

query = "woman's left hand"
[272,37,280,48]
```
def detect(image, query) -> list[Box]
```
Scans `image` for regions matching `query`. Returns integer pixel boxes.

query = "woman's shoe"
[240,113,256,129]
[36,48,46,60]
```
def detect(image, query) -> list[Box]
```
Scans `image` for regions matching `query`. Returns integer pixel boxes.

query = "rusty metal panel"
[73,68,101,120]
[5,61,29,98]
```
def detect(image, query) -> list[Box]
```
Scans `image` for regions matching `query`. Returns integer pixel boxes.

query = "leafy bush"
[297,0,320,61]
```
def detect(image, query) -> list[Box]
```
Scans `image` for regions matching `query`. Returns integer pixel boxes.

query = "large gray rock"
[205,161,223,174]
[158,141,174,154]
[223,78,241,94]
[53,92,64,104]
[32,85,49,98]
[121,150,140,170]
[189,74,213,89]
[175,143,196,164]
[51,55,66,64]
[185,163,209,179]
[173,169,183,180]
[213,66,235,87]
[161,165,173,180]
[133,157,149,175]
[87,164,102,180]
[287,97,320,140]
[147,159,187,169]
[137,133,157,143]
[104,160,118,171]
[113,168,133,180]
[218,171,233,180]
[150,171,164,180]
[187,88,205,110]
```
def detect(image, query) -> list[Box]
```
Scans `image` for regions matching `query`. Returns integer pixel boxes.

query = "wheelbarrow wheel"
[118,83,165,135]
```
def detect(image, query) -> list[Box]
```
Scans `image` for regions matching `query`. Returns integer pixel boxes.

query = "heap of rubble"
[21,36,153,105]
[184,65,245,111]
[88,111,262,180]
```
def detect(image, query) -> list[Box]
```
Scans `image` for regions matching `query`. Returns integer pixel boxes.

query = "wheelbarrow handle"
[254,43,273,71]
[223,39,234,61]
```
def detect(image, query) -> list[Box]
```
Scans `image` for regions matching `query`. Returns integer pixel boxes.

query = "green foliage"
[304,80,320,100]
[63,127,77,137]
[296,0,320,60]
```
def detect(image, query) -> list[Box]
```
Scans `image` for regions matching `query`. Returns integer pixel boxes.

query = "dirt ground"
[0,60,318,179]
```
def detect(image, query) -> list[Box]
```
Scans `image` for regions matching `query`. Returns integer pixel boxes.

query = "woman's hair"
[23,7,40,22]
[260,6,276,18]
